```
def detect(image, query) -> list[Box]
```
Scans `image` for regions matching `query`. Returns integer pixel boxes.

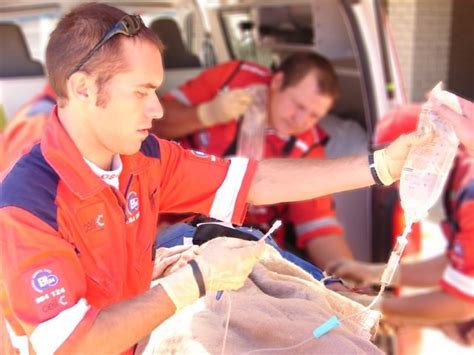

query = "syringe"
[259,220,282,243]
[380,221,412,286]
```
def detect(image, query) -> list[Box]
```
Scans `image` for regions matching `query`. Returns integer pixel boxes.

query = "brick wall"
[388,0,453,102]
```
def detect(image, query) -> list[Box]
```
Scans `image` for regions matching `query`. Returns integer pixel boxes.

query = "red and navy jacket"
[0,108,256,354]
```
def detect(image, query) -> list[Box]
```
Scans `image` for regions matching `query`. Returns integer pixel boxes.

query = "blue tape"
[313,316,341,338]
[216,290,223,300]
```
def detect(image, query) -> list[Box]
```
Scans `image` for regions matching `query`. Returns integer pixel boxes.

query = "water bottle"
[400,83,461,223]
[236,84,267,160]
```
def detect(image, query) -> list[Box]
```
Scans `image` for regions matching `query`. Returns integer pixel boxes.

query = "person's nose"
[146,94,164,120]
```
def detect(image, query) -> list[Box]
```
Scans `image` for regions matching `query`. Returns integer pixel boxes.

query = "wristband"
[368,153,385,186]
[189,259,206,297]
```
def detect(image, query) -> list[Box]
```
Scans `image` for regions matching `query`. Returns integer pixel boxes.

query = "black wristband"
[189,259,206,297]
[368,153,384,186]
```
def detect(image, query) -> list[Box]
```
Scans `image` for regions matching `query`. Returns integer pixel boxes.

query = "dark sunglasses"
[68,14,144,78]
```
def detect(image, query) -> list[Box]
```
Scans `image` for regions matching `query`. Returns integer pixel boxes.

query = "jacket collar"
[41,107,108,199]
[41,107,153,199]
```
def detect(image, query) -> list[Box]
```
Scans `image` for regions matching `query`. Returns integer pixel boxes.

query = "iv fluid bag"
[236,84,267,160]
[400,83,461,222]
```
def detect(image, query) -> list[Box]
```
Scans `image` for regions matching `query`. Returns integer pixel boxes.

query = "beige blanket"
[138,246,382,354]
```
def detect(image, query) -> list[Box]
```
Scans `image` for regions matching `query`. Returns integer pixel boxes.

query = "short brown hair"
[278,53,339,100]
[46,2,162,106]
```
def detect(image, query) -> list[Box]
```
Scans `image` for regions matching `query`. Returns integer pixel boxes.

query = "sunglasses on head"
[68,14,144,78]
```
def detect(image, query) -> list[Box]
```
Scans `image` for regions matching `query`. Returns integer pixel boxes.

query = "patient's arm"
[398,254,448,287]
[306,234,353,270]
[381,290,474,326]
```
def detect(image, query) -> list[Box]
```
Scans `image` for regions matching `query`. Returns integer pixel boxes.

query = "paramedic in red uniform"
[0,3,431,354]
[153,54,353,269]
[329,107,474,344]
[0,84,56,171]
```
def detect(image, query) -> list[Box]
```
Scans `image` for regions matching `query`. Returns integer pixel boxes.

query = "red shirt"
[0,108,256,354]
[166,60,343,249]
[440,149,474,303]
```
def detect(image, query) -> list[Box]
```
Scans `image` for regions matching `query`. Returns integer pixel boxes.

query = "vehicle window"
[115,4,204,60]
[219,9,273,68]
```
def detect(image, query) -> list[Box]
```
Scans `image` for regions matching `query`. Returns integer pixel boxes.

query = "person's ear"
[270,72,284,92]
[68,72,97,104]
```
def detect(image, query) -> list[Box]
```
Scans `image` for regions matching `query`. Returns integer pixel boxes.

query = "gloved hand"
[152,245,193,280]
[159,237,264,311]
[162,245,199,277]
[326,259,400,286]
[373,128,434,185]
[195,237,265,291]
[197,89,252,127]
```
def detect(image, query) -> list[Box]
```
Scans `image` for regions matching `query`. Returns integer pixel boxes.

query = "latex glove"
[373,128,434,185]
[326,259,400,286]
[152,245,193,280]
[162,245,199,277]
[159,237,264,311]
[195,237,265,291]
[197,89,252,127]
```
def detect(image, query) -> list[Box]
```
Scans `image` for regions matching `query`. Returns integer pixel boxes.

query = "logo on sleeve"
[126,191,140,224]
[31,269,59,293]
[191,150,217,162]
[191,150,208,158]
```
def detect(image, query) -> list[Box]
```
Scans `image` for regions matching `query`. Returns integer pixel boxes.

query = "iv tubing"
[223,221,412,354]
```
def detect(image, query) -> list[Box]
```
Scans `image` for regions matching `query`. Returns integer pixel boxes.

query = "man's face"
[88,39,164,157]
[268,72,334,136]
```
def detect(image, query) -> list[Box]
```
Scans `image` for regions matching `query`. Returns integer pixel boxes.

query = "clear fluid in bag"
[400,83,461,222]
[236,84,268,160]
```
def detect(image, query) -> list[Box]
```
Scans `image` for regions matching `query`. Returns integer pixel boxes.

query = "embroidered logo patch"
[126,191,140,224]
[127,191,139,213]
[31,269,59,293]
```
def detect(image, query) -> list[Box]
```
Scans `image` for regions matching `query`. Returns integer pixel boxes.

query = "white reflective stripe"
[5,320,29,355]
[442,265,474,297]
[241,63,270,77]
[168,89,192,106]
[209,157,249,223]
[295,217,341,236]
[30,298,90,354]
[295,140,309,152]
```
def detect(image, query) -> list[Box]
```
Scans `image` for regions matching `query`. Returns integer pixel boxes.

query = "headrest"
[150,18,201,69]
[0,23,44,77]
